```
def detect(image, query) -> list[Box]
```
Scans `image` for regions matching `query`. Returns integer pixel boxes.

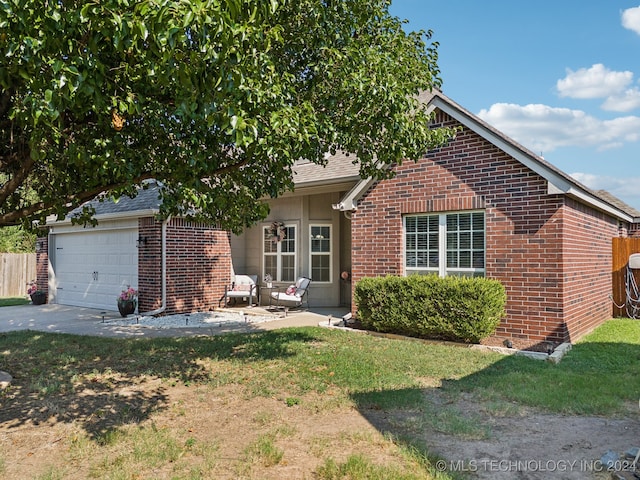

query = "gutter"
[45,209,159,228]
[140,216,170,316]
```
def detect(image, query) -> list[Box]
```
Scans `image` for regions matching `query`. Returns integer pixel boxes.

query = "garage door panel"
[53,228,138,311]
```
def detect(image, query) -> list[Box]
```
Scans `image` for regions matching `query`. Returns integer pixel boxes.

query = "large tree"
[1,0,453,232]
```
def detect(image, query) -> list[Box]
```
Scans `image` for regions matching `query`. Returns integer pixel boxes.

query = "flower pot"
[117,299,136,317]
[30,292,46,305]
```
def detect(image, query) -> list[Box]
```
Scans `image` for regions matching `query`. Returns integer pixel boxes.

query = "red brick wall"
[561,198,618,341]
[138,219,163,313]
[138,218,232,315]
[351,110,618,343]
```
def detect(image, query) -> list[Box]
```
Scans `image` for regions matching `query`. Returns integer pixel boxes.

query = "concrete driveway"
[0,304,346,338]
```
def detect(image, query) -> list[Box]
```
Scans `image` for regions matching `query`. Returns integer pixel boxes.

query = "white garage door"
[53,229,138,311]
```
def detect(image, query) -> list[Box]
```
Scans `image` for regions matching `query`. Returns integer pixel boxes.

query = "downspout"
[140,216,170,316]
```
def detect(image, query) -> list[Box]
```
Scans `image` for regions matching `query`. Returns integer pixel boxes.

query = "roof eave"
[46,208,159,227]
[333,177,376,211]
[294,175,361,190]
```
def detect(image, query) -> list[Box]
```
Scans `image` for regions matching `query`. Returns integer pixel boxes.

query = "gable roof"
[292,152,361,187]
[337,90,639,224]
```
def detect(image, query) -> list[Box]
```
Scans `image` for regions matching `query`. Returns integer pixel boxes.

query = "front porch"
[221,304,351,327]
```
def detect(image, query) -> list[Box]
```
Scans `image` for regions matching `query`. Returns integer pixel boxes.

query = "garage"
[49,221,138,311]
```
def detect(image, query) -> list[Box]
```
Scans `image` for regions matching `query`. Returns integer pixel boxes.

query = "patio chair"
[269,277,311,311]
[219,274,258,307]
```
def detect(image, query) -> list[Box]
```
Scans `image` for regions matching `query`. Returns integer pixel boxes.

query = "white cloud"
[601,87,640,112]
[477,103,640,153]
[556,64,633,99]
[570,172,640,202]
[622,6,640,35]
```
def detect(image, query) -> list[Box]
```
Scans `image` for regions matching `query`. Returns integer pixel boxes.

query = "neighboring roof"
[594,190,640,217]
[338,89,640,224]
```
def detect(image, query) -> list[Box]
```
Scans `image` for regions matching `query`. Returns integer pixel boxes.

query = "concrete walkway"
[0,304,349,338]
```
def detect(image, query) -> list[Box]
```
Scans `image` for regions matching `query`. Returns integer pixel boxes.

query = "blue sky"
[389,1,640,210]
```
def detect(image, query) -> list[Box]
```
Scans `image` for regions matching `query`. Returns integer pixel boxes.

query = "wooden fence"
[0,253,36,298]
[611,238,640,317]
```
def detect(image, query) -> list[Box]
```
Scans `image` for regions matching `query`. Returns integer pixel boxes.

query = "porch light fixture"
[136,235,148,248]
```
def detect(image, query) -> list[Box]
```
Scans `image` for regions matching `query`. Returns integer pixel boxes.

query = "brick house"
[337,91,640,343]
[38,90,640,343]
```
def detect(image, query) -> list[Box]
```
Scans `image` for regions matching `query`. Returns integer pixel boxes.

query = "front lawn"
[0,318,638,479]
[448,318,640,414]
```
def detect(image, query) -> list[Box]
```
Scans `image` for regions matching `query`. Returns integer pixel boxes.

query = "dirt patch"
[364,392,639,480]
[1,376,638,479]
[0,380,406,479]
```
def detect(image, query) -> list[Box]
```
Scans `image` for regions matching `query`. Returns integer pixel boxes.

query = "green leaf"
[183,11,194,28]
[1,0,451,234]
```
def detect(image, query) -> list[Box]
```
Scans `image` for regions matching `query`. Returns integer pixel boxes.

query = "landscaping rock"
[624,447,639,460]
[601,447,639,480]
[602,450,620,469]
[0,370,12,389]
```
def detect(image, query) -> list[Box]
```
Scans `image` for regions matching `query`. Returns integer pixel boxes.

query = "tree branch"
[0,89,12,117]
[0,201,47,226]
[0,153,36,207]
[0,172,157,227]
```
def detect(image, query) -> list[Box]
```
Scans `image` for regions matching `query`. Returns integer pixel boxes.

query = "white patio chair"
[219,274,258,307]
[269,277,311,311]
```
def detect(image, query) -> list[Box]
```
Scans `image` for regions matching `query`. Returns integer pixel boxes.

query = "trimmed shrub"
[354,275,506,343]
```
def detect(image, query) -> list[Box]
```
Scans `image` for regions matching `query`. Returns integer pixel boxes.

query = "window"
[404,211,484,277]
[310,225,331,282]
[263,224,296,282]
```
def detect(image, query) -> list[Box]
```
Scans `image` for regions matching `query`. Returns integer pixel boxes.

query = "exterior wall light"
[136,235,148,248]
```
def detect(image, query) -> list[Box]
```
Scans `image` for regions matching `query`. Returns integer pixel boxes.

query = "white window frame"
[404,211,485,278]
[309,224,332,283]
[263,223,297,282]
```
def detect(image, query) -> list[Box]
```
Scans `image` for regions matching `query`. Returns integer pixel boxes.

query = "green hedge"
[353,275,506,343]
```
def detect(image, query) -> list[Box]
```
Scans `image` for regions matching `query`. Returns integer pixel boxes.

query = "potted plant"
[27,281,46,305]
[117,286,138,317]
[264,273,273,289]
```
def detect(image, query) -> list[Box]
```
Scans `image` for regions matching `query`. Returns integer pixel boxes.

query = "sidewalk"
[0,304,349,338]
